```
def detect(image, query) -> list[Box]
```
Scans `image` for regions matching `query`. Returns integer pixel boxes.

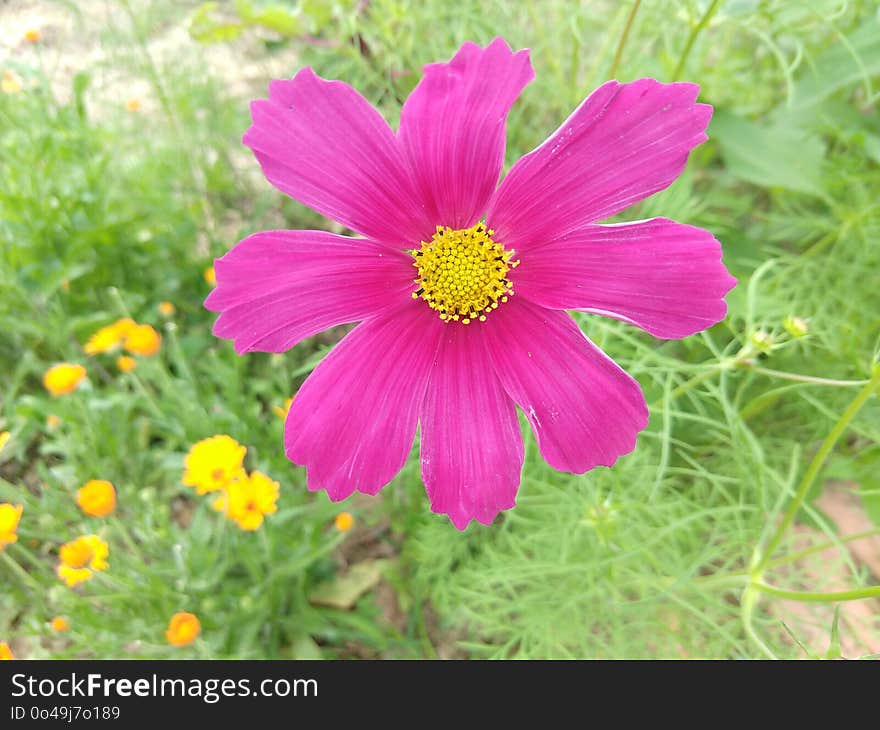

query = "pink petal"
[206,230,414,354]
[484,298,648,473]
[399,37,534,230]
[487,79,712,249]
[244,68,432,246]
[285,303,443,501]
[420,324,524,529]
[513,218,737,339]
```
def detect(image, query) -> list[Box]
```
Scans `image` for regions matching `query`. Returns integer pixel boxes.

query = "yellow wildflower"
[84,318,135,355]
[57,534,109,588]
[43,363,86,396]
[183,435,246,494]
[46,414,60,429]
[272,395,295,419]
[165,612,200,646]
[0,643,13,660]
[123,324,161,356]
[0,503,23,551]
[116,355,137,373]
[0,431,10,453]
[50,616,70,633]
[213,471,279,531]
[203,266,216,286]
[76,480,116,518]
[158,301,175,317]
[334,512,354,532]
[125,98,141,112]
[1,70,23,94]
[24,28,41,43]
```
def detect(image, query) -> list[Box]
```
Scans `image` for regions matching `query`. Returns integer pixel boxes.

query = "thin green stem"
[650,348,749,410]
[672,0,722,79]
[165,322,197,387]
[681,529,880,587]
[755,367,880,570]
[764,528,880,571]
[741,586,778,659]
[802,230,839,258]
[110,517,144,563]
[753,582,880,603]
[692,573,749,589]
[416,600,439,660]
[743,365,870,388]
[608,0,642,79]
[107,286,133,320]
[2,551,41,590]
[129,373,165,419]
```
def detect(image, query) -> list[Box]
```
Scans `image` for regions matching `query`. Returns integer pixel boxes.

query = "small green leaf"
[824,606,841,660]
[72,71,90,121]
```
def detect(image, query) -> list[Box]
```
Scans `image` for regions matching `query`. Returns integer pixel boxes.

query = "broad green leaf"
[250,6,301,35]
[300,0,335,28]
[308,559,389,610]
[789,20,880,110]
[235,0,301,36]
[189,2,244,43]
[864,133,880,165]
[710,110,826,196]
[290,636,324,660]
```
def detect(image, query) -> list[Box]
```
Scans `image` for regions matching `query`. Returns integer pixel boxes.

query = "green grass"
[1,0,879,659]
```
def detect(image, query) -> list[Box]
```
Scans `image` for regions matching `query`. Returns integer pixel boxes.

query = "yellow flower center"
[411,223,519,324]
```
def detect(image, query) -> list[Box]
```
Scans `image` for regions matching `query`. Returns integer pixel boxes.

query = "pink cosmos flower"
[206,38,736,529]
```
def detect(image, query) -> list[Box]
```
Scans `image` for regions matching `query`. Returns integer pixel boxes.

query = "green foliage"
[1,0,879,659]
[188,0,354,43]
[710,110,827,196]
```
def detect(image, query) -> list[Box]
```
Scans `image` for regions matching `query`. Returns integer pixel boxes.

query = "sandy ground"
[1,0,303,110]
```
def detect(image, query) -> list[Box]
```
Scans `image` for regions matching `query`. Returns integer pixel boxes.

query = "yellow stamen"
[410,223,518,324]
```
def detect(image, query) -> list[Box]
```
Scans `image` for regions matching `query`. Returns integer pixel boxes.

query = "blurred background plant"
[0,0,878,659]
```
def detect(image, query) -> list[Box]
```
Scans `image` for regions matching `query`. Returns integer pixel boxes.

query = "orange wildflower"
[76,480,116,517]
[123,324,161,356]
[116,355,137,372]
[0,503,23,551]
[57,534,109,587]
[165,612,201,646]
[43,363,86,396]
[334,512,354,532]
